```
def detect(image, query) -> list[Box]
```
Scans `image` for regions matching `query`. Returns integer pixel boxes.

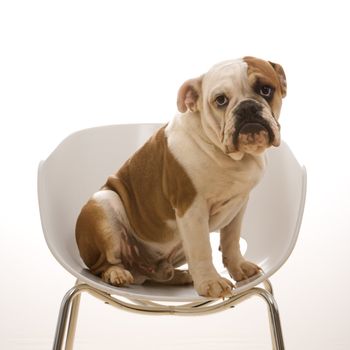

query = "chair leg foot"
[53,285,83,350]
[256,289,285,350]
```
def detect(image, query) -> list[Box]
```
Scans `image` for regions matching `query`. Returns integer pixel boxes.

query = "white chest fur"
[166,113,266,231]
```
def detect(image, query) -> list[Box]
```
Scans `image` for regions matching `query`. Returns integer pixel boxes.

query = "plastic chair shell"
[38,123,306,302]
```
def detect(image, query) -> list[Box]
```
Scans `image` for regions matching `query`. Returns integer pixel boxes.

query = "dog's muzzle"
[232,99,275,147]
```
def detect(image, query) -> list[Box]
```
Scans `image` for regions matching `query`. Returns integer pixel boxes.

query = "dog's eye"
[259,85,274,98]
[215,94,229,108]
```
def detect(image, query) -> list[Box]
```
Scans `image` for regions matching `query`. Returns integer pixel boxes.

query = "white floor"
[1,1,350,349]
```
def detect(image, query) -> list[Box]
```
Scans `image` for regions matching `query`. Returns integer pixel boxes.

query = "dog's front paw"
[228,259,261,282]
[195,276,233,298]
[102,266,134,286]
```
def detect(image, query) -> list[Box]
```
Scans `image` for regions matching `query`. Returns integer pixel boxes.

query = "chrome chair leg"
[65,281,82,350]
[255,288,284,350]
[53,285,82,350]
[263,279,274,295]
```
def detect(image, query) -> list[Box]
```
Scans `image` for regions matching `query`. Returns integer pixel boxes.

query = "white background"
[1,0,349,349]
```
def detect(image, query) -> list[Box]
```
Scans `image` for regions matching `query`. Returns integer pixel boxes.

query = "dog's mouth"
[222,99,281,159]
[232,120,274,148]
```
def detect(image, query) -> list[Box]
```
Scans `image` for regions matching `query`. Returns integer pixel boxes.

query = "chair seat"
[71,264,265,302]
[80,268,204,302]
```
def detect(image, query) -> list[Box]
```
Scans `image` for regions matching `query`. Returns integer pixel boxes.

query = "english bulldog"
[75,56,287,298]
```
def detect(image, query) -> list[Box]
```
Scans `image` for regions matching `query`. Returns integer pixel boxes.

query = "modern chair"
[38,123,306,350]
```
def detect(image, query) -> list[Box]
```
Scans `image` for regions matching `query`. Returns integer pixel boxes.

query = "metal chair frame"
[54,279,284,350]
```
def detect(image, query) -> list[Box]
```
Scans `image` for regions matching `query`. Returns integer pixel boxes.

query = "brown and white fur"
[75,57,287,298]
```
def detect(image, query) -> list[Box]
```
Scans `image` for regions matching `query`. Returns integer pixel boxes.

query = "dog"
[75,56,287,298]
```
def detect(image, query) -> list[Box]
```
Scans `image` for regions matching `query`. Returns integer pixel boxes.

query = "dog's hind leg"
[101,265,134,286]
[76,190,135,286]
[99,228,135,286]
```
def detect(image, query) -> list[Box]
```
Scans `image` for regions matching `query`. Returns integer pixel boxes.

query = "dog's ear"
[269,61,287,98]
[177,76,203,113]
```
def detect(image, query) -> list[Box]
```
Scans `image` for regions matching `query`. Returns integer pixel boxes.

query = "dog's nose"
[235,99,262,120]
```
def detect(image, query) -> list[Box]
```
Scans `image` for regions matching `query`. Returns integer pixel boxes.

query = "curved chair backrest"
[38,123,306,300]
[241,142,306,276]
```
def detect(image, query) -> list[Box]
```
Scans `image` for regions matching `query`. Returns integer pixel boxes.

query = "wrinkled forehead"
[202,59,248,96]
[202,57,279,97]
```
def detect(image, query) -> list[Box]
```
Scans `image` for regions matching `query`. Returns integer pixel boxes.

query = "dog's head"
[177,57,287,160]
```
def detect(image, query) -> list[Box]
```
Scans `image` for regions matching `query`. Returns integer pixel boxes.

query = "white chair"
[38,123,306,350]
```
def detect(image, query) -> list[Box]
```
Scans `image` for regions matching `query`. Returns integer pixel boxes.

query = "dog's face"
[177,57,287,160]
